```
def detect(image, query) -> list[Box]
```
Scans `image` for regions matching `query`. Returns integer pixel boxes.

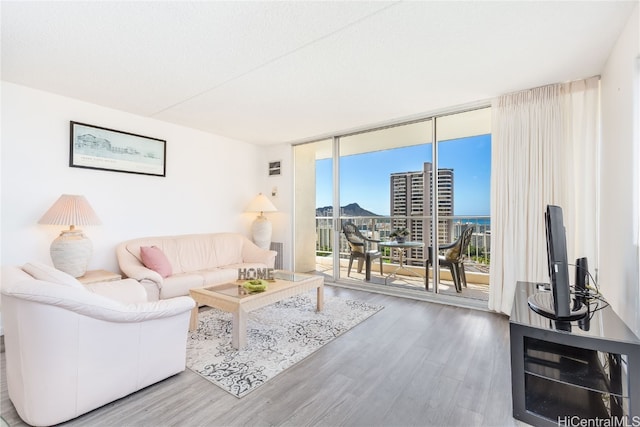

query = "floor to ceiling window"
[433,109,492,300]
[293,105,491,306]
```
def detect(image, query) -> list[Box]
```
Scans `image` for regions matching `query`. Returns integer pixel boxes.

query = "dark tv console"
[510,282,640,426]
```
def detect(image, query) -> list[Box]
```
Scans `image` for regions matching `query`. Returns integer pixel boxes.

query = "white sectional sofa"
[116,232,277,301]
[1,263,195,427]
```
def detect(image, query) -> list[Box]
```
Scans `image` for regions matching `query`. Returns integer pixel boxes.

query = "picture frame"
[70,121,166,177]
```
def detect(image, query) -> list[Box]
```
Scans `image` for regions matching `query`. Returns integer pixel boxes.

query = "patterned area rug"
[186,292,383,398]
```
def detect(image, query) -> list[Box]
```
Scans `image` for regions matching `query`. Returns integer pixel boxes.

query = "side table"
[510,281,640,426]
[77,269,122,285]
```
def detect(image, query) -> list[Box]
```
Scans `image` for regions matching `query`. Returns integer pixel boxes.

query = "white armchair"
[1,264,195,427]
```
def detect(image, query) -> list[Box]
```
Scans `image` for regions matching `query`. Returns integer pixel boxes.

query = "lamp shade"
[245,193,277,214]
[38,195,101,278]
[39,194,102,228]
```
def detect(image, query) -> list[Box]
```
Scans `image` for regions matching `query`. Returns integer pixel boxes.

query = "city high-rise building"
[390,162,454,263]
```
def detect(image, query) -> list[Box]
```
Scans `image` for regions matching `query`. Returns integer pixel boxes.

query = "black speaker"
[574,257,589,310]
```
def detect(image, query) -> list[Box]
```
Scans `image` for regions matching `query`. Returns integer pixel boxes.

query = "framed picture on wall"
[69,121,166,177]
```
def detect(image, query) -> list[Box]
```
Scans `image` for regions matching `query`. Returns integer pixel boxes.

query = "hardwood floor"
[1,286,523,427]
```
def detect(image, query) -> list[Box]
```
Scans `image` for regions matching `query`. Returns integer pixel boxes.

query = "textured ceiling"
[1,1,636,145]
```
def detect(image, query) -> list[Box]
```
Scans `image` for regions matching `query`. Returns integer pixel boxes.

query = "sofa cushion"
[161,273,205,299]
[209,234,245,268]
[140,246,173,278]
[199,268,238,287]
[173,235,221,273]
[22,262,84,290]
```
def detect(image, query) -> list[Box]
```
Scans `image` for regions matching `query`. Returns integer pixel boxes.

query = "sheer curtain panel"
[489,77,599,315]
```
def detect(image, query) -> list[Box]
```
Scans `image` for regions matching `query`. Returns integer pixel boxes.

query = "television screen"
[528,205,587,320]
[545,205,571,318]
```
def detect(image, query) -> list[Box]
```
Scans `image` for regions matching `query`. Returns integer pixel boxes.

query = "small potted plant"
[390,227,410,243]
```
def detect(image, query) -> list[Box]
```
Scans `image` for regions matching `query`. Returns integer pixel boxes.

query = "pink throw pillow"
[140,246,172,278]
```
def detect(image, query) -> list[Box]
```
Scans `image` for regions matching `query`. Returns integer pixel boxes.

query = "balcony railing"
[316,215,491,273]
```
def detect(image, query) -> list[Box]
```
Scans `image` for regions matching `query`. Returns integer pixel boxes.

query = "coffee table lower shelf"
[189,274,324,350]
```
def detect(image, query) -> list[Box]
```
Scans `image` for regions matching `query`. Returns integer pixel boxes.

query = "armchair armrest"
[4,280,194,323]
[357,231,380,250]
[426,245,454,264]
[438,241,457,250]
[363,238,381,251]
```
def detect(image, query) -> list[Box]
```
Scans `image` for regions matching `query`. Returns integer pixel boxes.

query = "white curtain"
[489,77,600,315]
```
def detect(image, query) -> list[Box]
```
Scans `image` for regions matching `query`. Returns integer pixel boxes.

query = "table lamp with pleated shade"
[245,193,277,250]
[38,194,102,277]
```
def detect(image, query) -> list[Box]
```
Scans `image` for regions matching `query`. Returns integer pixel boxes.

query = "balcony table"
[378,240,425,284]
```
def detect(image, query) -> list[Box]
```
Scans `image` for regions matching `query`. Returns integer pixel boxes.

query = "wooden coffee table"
[189,272,324,350]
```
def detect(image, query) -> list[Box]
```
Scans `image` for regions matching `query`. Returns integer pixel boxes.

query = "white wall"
[599,4,640,336]
[258,142,294,270]
[1,82,264,274]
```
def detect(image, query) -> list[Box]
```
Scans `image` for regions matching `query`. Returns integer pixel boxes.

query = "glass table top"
[202,271,315,299]
[378,241,425,248]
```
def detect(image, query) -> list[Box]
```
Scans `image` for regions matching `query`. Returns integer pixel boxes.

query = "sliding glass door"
[337,120,433,283]
[433,109,492,297]
[293,106,491,303]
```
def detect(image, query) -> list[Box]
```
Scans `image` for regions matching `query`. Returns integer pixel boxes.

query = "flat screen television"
[527,205,588,320]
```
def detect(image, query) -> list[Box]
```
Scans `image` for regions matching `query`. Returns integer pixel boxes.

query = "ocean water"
[456,217,490,226]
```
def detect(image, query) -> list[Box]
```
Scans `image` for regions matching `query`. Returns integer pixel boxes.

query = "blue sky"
[316,134,491,216]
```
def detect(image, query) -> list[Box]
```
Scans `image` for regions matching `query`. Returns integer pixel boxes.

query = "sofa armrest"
[116,243,164,287]
[121,263,163,286]
[242,240,277,268]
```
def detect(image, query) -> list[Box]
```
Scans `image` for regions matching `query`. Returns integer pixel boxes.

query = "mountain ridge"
[316,202,377,217]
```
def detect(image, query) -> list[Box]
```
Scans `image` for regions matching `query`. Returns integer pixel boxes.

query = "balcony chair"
[342,222,383,281]
[425,225,475,292]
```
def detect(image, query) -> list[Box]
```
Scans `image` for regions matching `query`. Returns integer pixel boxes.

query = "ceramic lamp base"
[252,215,272,250]
[50,229,93,277]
